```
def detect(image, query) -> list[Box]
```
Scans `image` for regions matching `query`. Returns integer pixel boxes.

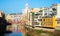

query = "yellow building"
[42,16,56,28]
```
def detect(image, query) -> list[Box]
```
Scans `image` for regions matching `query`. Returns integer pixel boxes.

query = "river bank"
[27,27,60,36]
[27,28,54,36]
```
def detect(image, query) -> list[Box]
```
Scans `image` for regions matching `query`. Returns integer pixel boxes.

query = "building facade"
[5,13,25,31]
[42,16,56,28]
[50,4,60,18]
[28,8,48,27]
[6,13,23,24]
[50,4,60,28]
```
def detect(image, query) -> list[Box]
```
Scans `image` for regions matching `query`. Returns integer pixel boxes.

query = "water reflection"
[0,17,26,36]
[5,32,23,36]
[5,24,26,36]
[6,23,26,36]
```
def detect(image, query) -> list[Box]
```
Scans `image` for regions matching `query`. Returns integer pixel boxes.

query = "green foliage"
[27,33,33,36]
[27,28,54,36]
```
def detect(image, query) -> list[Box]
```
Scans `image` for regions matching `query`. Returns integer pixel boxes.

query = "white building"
[50,4,60,18]
[33,8,47,27]
[22,3,31,26]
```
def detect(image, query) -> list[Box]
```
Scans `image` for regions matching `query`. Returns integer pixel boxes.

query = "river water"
[4,24,26,36]
[5,32,23,36]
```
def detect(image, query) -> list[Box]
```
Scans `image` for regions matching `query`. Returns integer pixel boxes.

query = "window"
[34,20,37,22]
[39,10,43,12]
[57,21,60,24]
[39,16,41,18]
[44,13,47,15]
[48,18,51,22]
[38,19,42,21]
[53,12,56,15]
[34,16,38,18]
[45,19,47,21]
[52,8,57,11]
[43,19,45,21]
[35,14,39,15]
[40,14,42,15]
[34,22,39,25]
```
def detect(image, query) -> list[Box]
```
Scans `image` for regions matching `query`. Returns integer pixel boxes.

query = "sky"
[0,0,60,14]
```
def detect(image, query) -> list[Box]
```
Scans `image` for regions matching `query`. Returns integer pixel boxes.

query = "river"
[5,32,23,36]
[4,24,26,36]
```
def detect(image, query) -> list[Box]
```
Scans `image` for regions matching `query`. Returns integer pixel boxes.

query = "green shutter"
[32,12,34,16]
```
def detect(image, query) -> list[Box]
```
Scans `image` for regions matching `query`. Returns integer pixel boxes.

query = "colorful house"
[42,16,56,28]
